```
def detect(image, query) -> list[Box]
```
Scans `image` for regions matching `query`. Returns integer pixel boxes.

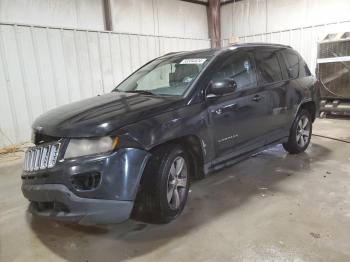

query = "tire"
[283,109,312,154]
[132,144,190,224]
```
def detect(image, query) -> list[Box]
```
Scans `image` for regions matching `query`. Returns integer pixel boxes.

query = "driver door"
[207,51,271,164]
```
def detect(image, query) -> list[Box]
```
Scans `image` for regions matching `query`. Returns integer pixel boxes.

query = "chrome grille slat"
[24,143,60,172]
[27,150,32,171]
[34,148,40,171]
[28,150,32,171]
[48,144,59,168]
[24,151,28,171]
[39,146,50,169]
[30,150,36,172]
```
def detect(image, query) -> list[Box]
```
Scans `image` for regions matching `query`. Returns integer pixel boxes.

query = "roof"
[162,48,221,58]
[161,42,292,59]
[229,42,292,49]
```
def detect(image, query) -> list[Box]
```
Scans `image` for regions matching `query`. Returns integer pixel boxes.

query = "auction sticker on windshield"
[180,58,207,64]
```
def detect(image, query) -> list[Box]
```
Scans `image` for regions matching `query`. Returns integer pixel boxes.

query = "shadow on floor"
[28,142,331,262]
[321,114,350,120]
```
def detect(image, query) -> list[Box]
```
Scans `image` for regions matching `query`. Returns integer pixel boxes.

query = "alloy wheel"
[166,156,188,210]
[296,115,311,147]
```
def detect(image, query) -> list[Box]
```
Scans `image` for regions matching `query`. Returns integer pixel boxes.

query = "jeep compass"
[21,43,320,224]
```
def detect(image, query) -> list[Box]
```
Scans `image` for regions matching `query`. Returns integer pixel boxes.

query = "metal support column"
[103,0,113,31]
[207,0,221,48]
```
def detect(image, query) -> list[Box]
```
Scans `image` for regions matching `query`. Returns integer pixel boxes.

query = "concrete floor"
[0,118,350,262]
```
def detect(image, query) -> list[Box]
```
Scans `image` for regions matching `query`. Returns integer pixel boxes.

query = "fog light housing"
[71,172,101,191]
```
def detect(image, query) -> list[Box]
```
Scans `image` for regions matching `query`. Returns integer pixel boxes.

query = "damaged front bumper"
[23,184,134,225]
[21,148,150,225]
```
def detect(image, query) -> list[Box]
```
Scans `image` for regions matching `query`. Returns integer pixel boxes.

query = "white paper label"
[180,58,207,64]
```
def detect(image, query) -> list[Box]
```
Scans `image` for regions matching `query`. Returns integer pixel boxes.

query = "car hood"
[32,92,183,138]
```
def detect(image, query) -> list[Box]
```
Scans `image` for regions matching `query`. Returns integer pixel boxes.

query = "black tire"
[131,144,190,224]
[283,109,312,154]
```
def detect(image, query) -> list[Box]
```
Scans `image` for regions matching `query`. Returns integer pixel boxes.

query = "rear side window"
[282,50,300,79]
[254,49,283,84]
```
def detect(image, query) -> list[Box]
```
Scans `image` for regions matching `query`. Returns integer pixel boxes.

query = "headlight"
[64,137,119,159]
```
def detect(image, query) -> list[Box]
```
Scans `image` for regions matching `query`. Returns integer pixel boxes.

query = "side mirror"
[206,79,237,98]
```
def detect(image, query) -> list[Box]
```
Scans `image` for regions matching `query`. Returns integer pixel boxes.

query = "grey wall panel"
[221,0,350,80]
[0,25,32,143]
[221,0,350,38]
[156,0,208,39]
[109,34,124,85]
[0,0,105,30]
[222,20,350,79]
[110,0,209,39]
[0,24,210,147]
[46,28,70,106]
[118,34,133,78]
[61,29,82,102]
[86,31,105,96]
[0,27,18,145]
[112,0,156,36]
[0,0,209,38]
[98,32,116,92]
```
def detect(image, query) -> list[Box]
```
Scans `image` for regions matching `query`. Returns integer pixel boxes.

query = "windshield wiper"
[124,90,155,95]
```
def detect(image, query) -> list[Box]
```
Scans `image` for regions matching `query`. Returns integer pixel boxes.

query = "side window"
[254,49,283,84]
[212,52,257,91]
[299,57,312,77]
[283,50,299,79]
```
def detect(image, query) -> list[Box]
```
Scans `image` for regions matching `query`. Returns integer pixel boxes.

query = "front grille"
[24,143,61,172]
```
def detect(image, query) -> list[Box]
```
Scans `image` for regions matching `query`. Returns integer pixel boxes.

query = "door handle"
[214,103,237,115]
[224,103,237,110]
[214,108,223,115]
[252,95,262,102]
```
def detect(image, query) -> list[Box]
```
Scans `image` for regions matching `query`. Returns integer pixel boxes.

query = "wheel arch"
[297,100,317,122]
[132,135,204,223]
[148,135,205,180]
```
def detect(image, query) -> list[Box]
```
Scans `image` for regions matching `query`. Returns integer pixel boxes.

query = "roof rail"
[162,51,184,56]
[230,42,292,48]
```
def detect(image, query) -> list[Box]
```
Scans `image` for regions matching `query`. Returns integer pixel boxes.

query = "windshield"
[114,54,212,96]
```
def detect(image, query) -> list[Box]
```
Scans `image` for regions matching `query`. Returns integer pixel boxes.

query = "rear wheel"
[283,109,312,154]
[132,144,190,224]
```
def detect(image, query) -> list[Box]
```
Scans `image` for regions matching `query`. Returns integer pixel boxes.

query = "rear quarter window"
[299,57,312,77]
[282,50,300,79]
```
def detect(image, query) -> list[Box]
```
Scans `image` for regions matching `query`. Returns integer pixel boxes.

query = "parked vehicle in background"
[21,43,320,225]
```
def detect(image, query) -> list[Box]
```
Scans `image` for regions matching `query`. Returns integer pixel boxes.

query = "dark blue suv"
[22,43,320,225]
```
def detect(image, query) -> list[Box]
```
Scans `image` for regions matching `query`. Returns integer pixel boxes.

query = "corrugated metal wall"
[222,21,350,74]
[0,23,210,147]
[0,0,105,30]
[221,0,350,76]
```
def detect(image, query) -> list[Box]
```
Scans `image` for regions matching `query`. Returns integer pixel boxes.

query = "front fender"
[115,103,213,163]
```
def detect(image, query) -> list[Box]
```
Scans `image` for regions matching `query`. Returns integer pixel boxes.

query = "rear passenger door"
[252,47,290,143]
[280,49,307,124]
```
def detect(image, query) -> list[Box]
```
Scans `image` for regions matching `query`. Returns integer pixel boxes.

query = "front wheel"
[132,144,190,224]
[283,109,312,154]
